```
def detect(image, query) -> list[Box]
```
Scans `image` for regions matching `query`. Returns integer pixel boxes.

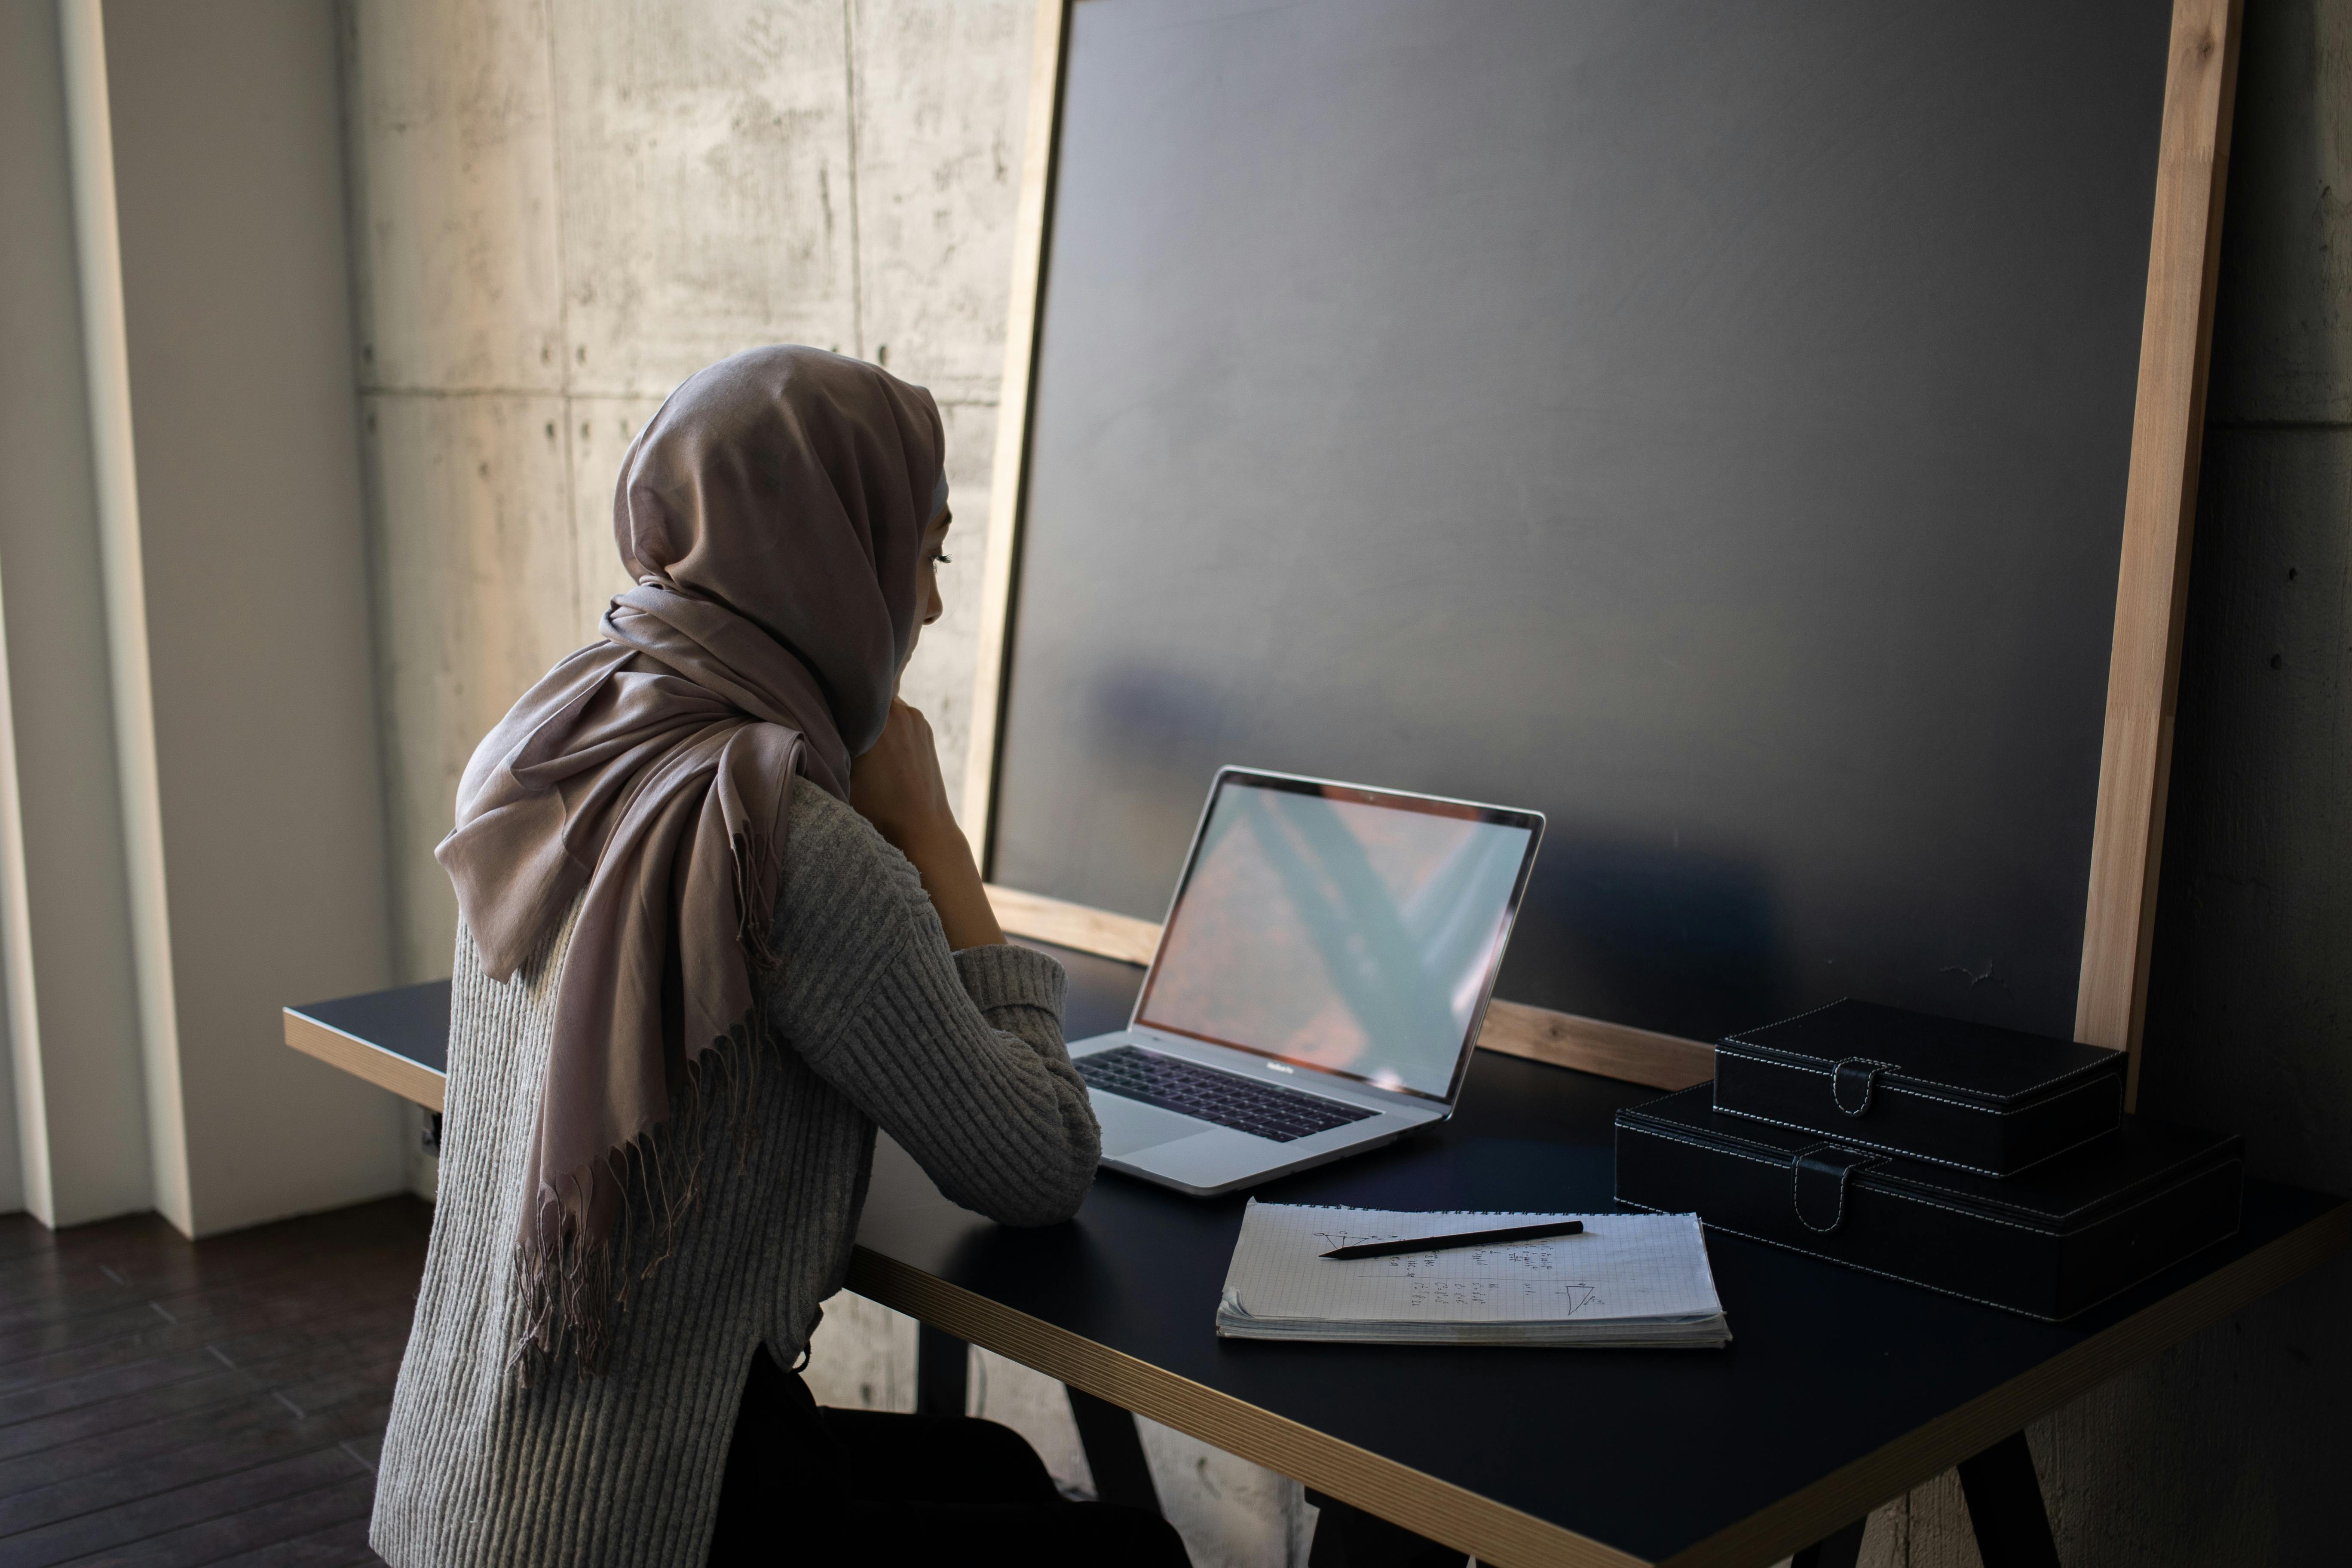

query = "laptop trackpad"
[1092,1094,1204,1159]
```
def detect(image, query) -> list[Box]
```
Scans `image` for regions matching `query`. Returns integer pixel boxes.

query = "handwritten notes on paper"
[1216,1203,1729,1348]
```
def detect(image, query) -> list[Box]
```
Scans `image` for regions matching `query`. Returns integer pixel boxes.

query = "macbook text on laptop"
[1069,767,1545,1197]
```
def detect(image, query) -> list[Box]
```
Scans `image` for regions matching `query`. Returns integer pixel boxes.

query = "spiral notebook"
[1216,1201,1730,1348]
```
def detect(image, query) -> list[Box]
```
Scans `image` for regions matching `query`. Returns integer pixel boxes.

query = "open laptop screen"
[1133,772,1542,1101]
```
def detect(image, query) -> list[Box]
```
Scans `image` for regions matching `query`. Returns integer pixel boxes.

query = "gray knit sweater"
[371,779,1100,1568]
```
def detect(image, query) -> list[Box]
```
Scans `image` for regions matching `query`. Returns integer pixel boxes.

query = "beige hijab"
[437,346,944,1374]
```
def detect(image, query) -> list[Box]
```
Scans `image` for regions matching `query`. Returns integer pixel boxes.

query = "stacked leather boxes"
[1614,1000,2243,1320]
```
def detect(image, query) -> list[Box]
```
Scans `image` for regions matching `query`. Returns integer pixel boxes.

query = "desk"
[287,943,2348,1568]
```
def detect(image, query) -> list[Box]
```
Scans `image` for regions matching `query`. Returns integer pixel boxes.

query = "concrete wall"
[343,0,1025,987]
[341,2,2349,1564]
[2046,0,2350,1560]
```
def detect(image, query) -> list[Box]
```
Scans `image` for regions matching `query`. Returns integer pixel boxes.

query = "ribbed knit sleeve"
[767,782,1101,1227]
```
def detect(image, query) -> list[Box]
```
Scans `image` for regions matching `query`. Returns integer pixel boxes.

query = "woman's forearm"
[896,820,1006,950]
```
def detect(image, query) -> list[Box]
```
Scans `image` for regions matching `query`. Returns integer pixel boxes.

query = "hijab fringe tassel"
[507,831,782,1385]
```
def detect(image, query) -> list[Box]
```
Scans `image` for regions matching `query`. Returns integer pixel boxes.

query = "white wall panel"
[0,0,147,1228]
[83,0,410,1234]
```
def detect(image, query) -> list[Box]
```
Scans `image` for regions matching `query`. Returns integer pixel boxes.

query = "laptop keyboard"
[1076,1047,1379,1143]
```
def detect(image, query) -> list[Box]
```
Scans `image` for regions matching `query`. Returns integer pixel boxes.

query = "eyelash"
[929,551,953,566]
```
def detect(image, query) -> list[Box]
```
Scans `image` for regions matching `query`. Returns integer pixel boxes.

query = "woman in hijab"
[370,347,1189,1567]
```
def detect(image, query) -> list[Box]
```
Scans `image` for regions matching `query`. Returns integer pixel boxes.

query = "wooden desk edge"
[844,1246,1649,1568]
[283,1008,445,1113]
[851,1200,2350,1568]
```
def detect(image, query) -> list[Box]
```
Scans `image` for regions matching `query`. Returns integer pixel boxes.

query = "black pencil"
[1320,1219,1585,1261]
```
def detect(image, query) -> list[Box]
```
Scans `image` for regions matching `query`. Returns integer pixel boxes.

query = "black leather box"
[1712,999,2125,1176]
[1616,1086,2242,1320]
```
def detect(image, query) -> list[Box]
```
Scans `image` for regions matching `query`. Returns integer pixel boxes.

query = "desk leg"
[914,1323,968,1417]
[1068,1387,1162,1514]
[1788,1516,1864,1568]
[1957,1431,2061,1568]
[1305,1490,1467,1567]
[913,1327,1160,1516]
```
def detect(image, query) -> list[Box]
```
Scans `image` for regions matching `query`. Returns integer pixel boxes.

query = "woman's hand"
[850,699,1005,949]
[850,698,957,848]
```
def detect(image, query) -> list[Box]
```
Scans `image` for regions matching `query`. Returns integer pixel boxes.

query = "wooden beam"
[986,883,1160,966]
[961,0,1071,852]
[2076,0,2243,1108]
[985,884,1714,1090]
[1477,1001,1714,1093]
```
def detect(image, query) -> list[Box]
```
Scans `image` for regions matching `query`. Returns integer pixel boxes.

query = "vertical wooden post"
[961,0,1072,866]
[914,1322,970,1418]
[2076,0,2243,1107]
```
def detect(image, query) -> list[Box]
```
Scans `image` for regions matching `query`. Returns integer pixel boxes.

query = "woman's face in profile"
[902,505,953,679]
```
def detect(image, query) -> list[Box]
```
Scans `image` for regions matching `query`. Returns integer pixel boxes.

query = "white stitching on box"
[1833,1057,1888,1115]
[1720,1000,2124,1099]
[1620,1113,2245,1235]
[1615,1184,2243,1323]
[1705,1072,2127,1178]
[1624,1121,2049,1234]
[1726,1061,2000,1113]
[1614,1197,2043,1316]
[1790,1142,1877,1232]
[1721,1052,2126,1113]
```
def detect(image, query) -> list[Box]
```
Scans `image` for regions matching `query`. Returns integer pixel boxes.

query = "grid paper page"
[1221,1203,1722,1326]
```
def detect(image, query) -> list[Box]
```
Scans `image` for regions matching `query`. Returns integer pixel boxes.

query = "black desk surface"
[855,942,2346,1568]
[294,978,452,1076]
[290,944,2347,1568]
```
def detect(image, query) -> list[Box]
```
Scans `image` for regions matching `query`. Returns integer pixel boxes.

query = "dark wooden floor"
[0,1197,429,1568]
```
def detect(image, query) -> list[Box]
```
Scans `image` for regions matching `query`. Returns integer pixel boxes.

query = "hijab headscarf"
[436,346,945,1375]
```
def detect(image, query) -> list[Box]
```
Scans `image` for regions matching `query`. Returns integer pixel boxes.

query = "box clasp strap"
[1791,1144,1880,1233]
[1831,1057,1890,1116]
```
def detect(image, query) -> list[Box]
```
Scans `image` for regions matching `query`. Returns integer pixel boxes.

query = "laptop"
[1069,768,1545,1197]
